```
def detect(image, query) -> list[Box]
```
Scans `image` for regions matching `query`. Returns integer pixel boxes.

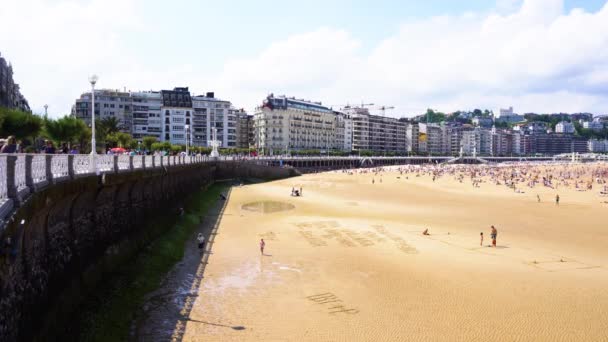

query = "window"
[110,104,115,108]
[172,125,184,131]
[104,103,109,108]
[172,134,185,139]
[173,117,184,123]
[119,105,123,109]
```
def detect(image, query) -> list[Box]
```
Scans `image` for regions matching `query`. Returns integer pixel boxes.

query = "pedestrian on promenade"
[0,136,17,153]
[197,233,205,253]
[490,226,497,247]
[44,140,56,154]
[260,238,265,255]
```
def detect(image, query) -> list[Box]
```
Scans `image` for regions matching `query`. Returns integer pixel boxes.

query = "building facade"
[191,92,238,148]
[555,121,575,134]
[254,94,338,154]
[131,91,162,140]
[161,87,193,146]
[73,89,132,133]
[345,106,406,153]
[0,52,30,112]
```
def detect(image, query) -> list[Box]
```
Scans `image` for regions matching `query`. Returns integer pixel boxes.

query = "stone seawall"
[0,161,297,341]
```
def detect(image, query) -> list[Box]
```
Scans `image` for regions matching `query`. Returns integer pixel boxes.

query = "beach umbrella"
[111,147,127,153]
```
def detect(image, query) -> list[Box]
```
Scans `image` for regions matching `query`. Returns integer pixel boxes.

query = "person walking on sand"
[490,226,497,247]
[480,232,484,246]
[537,194,541,203]
[260,238,266,255]
[197,233,205,253]
[555,194,560,205]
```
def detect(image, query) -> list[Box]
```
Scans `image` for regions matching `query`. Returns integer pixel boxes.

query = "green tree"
[142,136,157,151]
[43,115,89,147]
[99,117,120,135]
[106,132,133,148]
[0,107,43,140]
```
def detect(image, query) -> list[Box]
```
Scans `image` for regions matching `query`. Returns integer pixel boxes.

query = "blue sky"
[1,0,608,116]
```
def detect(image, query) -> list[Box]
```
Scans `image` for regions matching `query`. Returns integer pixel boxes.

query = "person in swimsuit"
[480,232,484,246]
[490,226,497,247]
[260,238,265,255]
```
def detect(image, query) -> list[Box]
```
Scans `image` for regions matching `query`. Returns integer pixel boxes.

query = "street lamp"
[89,75,98,173]
[44,104,48,116]
[185,124,190,155]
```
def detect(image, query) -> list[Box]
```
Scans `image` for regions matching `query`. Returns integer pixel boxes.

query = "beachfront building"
[344,106,407,154]
[73,89,132,133]
[461,127,492,155]
[491,127,514,156]
[0,52,30,112]
[191,92,238,148]
[472,116,493,128]
[555,121,575,134]
[582,119,605,132]
[131,91,162,140]
[161,87,192,146]
[405,122,420,154]
[334,111,353,152]
[588,139,608,153]
[254,94,337,155]
[236,110,254,149]
[418,123,444,155]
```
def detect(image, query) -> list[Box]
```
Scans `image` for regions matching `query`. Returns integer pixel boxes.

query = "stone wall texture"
[0,161,298,341]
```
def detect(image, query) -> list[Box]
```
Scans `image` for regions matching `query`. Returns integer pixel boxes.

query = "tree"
[43,115,89,148]
[99,117,120,135]
[106,132,132,148]
[0,107,43,141]
[142,136,157,151]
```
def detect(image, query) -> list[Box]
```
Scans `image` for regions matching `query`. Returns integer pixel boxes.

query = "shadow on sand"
[135,187,247,341]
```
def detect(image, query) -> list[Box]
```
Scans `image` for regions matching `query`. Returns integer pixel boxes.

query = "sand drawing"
[306,293,359,315]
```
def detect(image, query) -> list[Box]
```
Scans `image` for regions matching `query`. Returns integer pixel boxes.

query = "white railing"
[73,155,92,175]
[51,155,69,179]
[98,155,114,173]
[31,155,47,183]
[118,155,130,170]
[15,155,27,192]
[145,155,154,168]
[0,156,8,201]
[132,156,143,169]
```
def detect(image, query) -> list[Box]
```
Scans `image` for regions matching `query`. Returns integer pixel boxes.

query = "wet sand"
[176,164,608,341]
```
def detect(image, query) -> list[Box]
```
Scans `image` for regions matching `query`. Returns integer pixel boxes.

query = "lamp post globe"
[89,75,99,174]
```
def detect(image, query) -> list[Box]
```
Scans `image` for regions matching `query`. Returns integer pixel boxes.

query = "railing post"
[141,155,146,170]
[45,155,53,183]
[160,155,164,167]
[152,156,156,168]
[25,155,34,188]
[113,155,119,173]
[129,156,134,171]
[6,155,18,200]
[67,155,75,179]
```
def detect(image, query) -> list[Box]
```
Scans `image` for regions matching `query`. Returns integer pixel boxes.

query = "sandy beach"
[177,163,608,341]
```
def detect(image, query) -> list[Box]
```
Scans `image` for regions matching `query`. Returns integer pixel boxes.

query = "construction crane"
[330,102,374,110]
[377,105,395,117]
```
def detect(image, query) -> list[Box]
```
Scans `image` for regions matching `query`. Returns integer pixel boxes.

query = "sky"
[1,0,607,118]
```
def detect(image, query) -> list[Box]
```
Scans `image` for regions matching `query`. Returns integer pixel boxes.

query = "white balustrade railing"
[118,155,130,170]
[145,155,154,168]
[15,155,27,192]
[31,155,47,183]
[0,156,8,201]
[51,155,69,179]
[132,156,143,169]
[97,155,114,172]
[73,155,92,175]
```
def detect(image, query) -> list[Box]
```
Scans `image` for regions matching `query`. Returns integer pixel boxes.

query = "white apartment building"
[582,119,605,132]
[131,91,162,140]
[461,127,492,155]
[160,87,193,146]
[418,123,443,154]
[344,106,406,153]
[255,94,338,154]
[334,112,353,152]
[555,121,575,134]
[588,139,608,153]
[405,122,419,154]
[192,92,238,148]
[73,89,132,133]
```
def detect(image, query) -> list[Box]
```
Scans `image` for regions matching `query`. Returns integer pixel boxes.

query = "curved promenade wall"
[0,160,298,341]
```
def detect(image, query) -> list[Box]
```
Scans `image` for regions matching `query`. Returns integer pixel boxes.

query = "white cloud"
[213,0,608,116]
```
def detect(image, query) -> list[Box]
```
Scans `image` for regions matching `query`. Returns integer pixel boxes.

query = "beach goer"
[0,136,17,153]
[300,187,303,196]
[555,194,560,205]
[260,238,265,255]
[197,233,205,252]
[537,194,540,203]
[490,226,497,247]
[480,232,484,246]
[44,140,56,154]
[422,228,430,236]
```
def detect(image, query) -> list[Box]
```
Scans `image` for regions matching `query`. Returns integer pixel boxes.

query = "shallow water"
[241,201,295,213]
